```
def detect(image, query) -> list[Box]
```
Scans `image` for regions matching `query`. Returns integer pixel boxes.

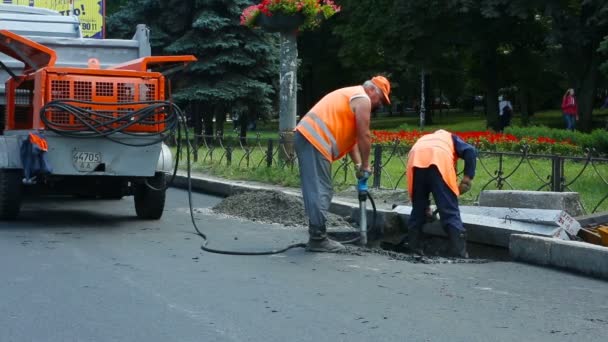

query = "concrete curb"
[510,234,608,280]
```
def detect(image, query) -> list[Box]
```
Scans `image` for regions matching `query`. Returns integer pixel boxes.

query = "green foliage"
[504,125,608,155]
[107,0,279,115]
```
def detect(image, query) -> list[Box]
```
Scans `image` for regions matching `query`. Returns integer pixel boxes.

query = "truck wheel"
[134,172,166,220]
[0,169,23,220]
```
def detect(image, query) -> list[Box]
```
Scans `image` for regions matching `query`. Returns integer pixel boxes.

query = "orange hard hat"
[371,76,391,105]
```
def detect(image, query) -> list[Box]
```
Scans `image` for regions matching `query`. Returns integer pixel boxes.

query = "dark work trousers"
[408,165,464,233]
[294,131,333,238]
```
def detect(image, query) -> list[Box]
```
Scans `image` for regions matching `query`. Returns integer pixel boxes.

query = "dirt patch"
[338,245,491,264]
[213,190,351,228]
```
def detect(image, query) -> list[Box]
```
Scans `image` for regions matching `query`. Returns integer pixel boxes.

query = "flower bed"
[372,130,582,155]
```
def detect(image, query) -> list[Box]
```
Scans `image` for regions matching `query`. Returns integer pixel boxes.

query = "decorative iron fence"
[171,133,608,214]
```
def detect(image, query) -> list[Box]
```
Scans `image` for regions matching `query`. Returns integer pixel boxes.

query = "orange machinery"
[0,29,196,220]
[1,29,195,133]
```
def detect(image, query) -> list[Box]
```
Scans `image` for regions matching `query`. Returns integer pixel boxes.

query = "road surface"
[1,189,606,342]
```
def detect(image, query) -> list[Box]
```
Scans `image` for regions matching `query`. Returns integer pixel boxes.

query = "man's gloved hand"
[356,165,371,193]
[355,164,371,180]
[459,176,473,195]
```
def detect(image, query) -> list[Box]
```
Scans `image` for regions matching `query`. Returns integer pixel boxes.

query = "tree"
[106,0,128,16]
[108,0,278,139]
[543,0,608,132]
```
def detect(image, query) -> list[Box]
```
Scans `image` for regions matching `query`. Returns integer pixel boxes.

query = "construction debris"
[392,205,579,248]
[598,226,608,247]
[213,190,352,228]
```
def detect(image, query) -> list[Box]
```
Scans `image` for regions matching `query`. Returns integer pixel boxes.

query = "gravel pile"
[213,190,351,228]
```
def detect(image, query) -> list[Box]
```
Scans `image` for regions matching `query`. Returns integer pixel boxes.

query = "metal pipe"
[359,195,368,246]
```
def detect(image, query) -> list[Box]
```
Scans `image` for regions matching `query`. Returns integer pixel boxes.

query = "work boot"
[407,226,424,256]
[306,237,346,253]
[447,228,468,258]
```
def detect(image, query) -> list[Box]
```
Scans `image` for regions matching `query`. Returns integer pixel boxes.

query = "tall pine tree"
[108,0,278,137]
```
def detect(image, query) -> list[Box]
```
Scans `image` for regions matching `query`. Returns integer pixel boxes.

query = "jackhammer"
[357,171,371,246]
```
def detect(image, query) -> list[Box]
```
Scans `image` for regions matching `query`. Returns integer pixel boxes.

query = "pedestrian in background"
[561,88,578,131]
[498,95,513,132]
[294,76,391,252]
[406,129,477,258]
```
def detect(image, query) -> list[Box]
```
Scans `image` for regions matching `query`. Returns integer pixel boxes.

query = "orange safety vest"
[295,86,369,162]
[407,130,460,198]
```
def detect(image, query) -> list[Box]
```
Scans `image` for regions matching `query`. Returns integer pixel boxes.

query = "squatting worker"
[294,76,391,253]
[406,129,477,258]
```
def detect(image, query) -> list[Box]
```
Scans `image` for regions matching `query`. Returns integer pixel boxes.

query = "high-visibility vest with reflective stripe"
[406,130,460,198]
[295,86,368,162]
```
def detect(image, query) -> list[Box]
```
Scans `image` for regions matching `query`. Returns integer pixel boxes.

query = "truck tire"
[134,172,166,220]
[0,169,23,220]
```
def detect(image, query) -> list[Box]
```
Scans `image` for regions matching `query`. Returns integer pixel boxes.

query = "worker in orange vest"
[294,76,391,252]
[406,129,477,258]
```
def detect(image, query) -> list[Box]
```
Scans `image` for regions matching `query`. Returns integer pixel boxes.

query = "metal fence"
[172,133,608,214]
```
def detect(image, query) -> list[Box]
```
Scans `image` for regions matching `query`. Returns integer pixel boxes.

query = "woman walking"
[561,88,578,131]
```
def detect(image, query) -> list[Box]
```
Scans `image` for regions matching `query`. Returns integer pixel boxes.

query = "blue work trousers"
[408,166,464,233]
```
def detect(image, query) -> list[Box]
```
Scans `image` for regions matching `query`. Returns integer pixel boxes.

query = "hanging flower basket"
[256,12,306,33]
[240,1,341,32]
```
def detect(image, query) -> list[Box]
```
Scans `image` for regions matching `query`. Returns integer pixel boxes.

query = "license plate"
[72,151,102,172]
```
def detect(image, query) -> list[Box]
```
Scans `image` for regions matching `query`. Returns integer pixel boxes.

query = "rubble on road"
[213,190,352,228]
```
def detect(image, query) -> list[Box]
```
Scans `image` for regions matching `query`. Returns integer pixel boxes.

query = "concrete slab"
[574,211,608,227]
[478,190,585,217]
[458,206,581,236]
[393,205,568,247]
[510,234,608,280]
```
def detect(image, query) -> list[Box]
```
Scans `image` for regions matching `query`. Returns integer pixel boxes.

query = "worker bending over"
[295,76,391,253]
[406,129,477,258]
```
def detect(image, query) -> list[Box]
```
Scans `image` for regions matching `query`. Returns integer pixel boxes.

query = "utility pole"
[420,69,426,130]
[278,32,297,162]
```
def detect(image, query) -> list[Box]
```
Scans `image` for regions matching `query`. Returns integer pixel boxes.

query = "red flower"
[371,130,574,147]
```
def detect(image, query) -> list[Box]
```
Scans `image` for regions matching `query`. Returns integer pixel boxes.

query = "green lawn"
[208,108,608,140]
[175,143,608,213]
[175,107,608,213]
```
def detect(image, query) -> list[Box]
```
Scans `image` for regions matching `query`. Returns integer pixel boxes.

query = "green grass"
[175,145,608,213]
[191,108,608,141]
[174,108,608,213]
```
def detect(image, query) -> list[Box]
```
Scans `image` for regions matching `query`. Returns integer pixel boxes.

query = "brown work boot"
[306,237,346,253]
[447,228,469,258]
[407,225,424,256]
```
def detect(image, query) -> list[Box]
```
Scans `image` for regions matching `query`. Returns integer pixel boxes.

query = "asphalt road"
[1,189,607,342]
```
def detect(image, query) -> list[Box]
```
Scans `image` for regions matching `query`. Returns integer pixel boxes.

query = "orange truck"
[0,6,195,220]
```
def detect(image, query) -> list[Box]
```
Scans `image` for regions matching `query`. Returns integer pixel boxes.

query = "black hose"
[41,98,377,255]
[180,117,375,255]
[179,115,308,255]
[40,99,178,147]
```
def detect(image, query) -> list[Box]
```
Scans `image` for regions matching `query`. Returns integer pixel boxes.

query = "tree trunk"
[202,104,214,145]
[419,69,426,129]
[192,101,203,136]
[214,105,226,138]
[577,53,600,132]
[239,111,248,145]
[191,101,203,161]
[279,32,298,163]
[424,73,434,125]
[481,46,499,130]
[519,87,530,126]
